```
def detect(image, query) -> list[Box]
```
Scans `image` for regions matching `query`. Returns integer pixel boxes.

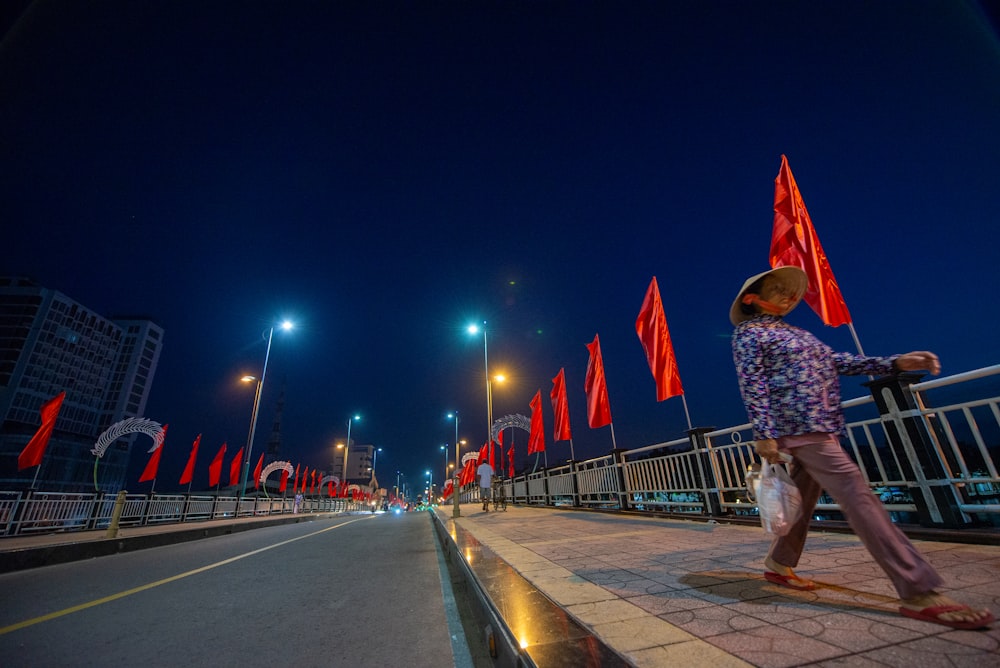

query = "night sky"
[3,1,999,494]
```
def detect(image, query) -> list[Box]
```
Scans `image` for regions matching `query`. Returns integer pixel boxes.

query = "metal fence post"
[611,448,630,510]
[864,373,972,529]
[687,427,723,517]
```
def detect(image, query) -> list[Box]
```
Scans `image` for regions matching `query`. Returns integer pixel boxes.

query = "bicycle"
[492,480,507,511]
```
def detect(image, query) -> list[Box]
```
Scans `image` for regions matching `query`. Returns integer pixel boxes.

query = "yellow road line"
[0,516,371,635]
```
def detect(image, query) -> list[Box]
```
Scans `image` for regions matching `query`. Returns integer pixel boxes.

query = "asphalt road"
[0,511,477,667]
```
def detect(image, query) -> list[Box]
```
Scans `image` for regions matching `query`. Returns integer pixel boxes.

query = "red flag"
[208,442,227,487]
[279,469,289,493]
[229,446,244,488]
[635,277,684,401]
[489,440,496,471]
[477,443,487,465]
[550,368,572,441]
[770,154,852,327]
[17,391,66,470]
[460,460,476,486]
[253,452,265,489]
[310,470,317,494]
[138,423,168,483]
[292,463,300,492]
[528,390,545,454]
[300,467,308,493]
[507,445,515,478]
[327,481,333,497]
[584,334,612,428]
[179,434,201,485]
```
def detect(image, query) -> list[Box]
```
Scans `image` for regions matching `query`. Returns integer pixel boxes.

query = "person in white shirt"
[476,460,494,512]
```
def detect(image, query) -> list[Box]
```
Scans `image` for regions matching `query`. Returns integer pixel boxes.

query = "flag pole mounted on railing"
[770,154,865,355]
[636,277,691,430]
[585,334,618,449]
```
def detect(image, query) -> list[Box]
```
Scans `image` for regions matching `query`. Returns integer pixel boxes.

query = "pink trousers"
[770,432,943,599]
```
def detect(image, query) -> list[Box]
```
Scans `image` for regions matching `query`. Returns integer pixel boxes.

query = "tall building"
[0,277,163,494]
[331,444,377,486]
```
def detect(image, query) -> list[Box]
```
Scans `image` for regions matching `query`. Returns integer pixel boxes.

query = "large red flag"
[179,434,201,485]
[770,154,852,327]
[477,443,488,466]
[310,470,317,494]
[550,368,572,441]
[253,452,265,489]
[138,423,168,483]
[528,390,545,454]
[584,334,612,428]
[229,446,244,488]
[292,463,300,492]
[279,469,289,493]
[635,277,684,401]
[300,467,308,493]
[17,391,66,470]
[507,445,515,478]
[208,442,227,487]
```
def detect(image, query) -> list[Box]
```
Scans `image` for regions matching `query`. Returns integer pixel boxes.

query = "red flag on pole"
[477,443,487,465]
[585,334,612,428]
[229,446,244,488]
[253,452,265,489]
[279,469,289,493]
[208,442,227,487]
[292,463,300,492]
[770,154,852,327]
[528,390,545,454]
[179,434,201,485]
[550,368,572,441]
[507,445,515,478]
[138,423,168,483]
[635,277,684,401]
[327,481,333,497]
[310,470,317,494]
[17,391,66,470]
[300,467,308,493]
[489,440,496,471]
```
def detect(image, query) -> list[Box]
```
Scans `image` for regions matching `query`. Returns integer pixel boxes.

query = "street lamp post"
[426,470,433,505]
[467,323,492,458]
[240,320,293,498]
[342,414,360,489]
[448,411,460,518]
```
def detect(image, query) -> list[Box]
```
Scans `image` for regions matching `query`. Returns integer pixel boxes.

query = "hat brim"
[729,266,808,326]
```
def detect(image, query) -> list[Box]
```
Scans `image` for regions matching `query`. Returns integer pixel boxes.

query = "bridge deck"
[2,505,998,666]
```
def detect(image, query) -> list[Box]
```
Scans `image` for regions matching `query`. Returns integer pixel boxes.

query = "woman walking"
[731,265,993,630]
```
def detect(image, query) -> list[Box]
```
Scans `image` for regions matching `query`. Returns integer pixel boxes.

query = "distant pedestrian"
[477,460,494,512]
[731,266,993,629]
[293,492,303,514]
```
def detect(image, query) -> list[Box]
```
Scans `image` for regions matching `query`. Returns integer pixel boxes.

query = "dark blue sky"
[3,1,999,493]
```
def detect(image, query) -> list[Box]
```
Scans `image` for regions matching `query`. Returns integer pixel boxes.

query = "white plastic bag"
[756,462,802,536]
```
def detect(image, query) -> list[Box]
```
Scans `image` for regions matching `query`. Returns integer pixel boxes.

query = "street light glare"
[280,320,294,331]
[467,324,479,335]
[494,374,506,383]
[240,375,256,383]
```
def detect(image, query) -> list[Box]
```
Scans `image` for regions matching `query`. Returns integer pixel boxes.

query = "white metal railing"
[1,492,365,537]
[453,365,1000,530]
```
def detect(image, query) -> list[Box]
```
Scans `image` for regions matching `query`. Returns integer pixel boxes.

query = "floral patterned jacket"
[732,315,897,439]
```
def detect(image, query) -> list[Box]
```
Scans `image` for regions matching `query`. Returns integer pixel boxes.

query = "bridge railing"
[1,492,365,537]
[454,365,1000,530]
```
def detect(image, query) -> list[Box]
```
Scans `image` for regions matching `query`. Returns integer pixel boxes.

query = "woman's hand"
[895,351,941,375]
[754,438,782,464]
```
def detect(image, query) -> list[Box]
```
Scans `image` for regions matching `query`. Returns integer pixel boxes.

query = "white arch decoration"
[491,413,529,442]
[259,460,294,484]
[92,417,165,458]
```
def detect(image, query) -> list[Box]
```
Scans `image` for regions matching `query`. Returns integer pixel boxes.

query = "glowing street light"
[341,414,361,487]
[240,320,293,498]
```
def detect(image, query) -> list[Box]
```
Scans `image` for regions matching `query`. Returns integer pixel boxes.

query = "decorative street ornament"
[318,474,339,487]
[91,418,165,491]
[461,452,480,466]
[259,460,294,498]
[491,413,529,442]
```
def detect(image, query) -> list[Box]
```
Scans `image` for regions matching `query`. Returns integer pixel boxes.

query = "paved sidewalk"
[440,505,1000,668]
